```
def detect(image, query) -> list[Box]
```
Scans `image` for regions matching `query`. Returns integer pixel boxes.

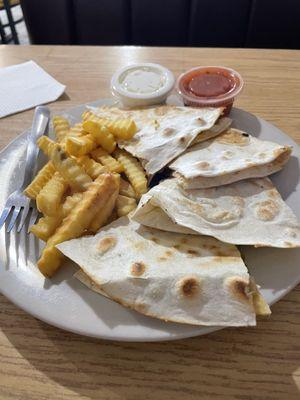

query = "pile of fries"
[24,110,148,278]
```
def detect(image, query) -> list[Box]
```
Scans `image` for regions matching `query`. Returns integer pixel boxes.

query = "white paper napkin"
[0,60,66,118]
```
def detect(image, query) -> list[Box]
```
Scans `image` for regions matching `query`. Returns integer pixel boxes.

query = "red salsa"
[176,66,243,115]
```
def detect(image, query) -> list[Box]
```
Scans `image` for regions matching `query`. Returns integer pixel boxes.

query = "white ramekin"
[110,63,175,107]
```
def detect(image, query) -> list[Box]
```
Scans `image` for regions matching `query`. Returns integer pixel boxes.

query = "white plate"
[0,99,300,342]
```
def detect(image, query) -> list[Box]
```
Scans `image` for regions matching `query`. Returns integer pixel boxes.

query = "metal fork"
[0,106,50,233]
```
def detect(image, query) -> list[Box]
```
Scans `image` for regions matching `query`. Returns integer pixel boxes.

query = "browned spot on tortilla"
[267,189,280,199]
[190,203,203,214]
[97,236,117,254]
[135,303,148,313]
[273,147,292,167]
[177,277,201,298]
[199,256,239,268]
[158,256,168,261]
[258,152,266,158]
[179,137,186,144]
[165,250,173,257]
[187,249,200,256]
[173,244,181,250]
[284,241,294,247]
[131,262,146,276]
[197,117,205,125]
[226,277,250,303]
[196,161,210,169]
[216,129,250,146]
[232,196,245,207]
[255,200,280,221]
[134,241,145,251]
[150,236,159,244]
[180,238,188,244]
[154,106,171,116]
[163,127,175,136]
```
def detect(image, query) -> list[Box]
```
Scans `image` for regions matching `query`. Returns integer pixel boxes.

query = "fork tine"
[0,206,11,231]
[17,203,30,233]
[7,206,21,233]
[28,207,39,232]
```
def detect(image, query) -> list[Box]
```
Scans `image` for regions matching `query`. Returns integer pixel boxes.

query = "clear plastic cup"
[176,66,244,115]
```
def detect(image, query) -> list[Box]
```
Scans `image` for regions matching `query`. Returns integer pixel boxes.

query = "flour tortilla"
[58,217,269,327]
[132,178,300,248]
[89,105,223,175]
[191,116,232,145]
[169,128,292,189]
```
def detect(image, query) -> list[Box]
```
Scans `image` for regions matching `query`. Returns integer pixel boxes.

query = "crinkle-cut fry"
[36,172,68,216]
[38,173,118,277]
[65,134,96,156]
[52,116,70,142]
[89,173,120,233]
[61,192,83,217]
[37,246,65,279]
[114,148,147,197]
[116,195,137,217]
[77,156,109,179]
[105,119,137,140]
[37,136,92,192]
[60,123,86,147]
[82,110,92,121]
[91,147,124,173]
[82,110,137,140]
[82,120,116,153]
[24,161,56,200]
[31,192,84,242]
[30,215,61,242]
[120,178,136,199]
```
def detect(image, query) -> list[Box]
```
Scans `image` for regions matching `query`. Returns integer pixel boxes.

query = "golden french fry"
[89,174,120,233]
[82,110,93,121]
[36,172,67,216]
[38,173,119,277]
[61,192,83,217]
[24,162,56,200]
[114,148,147,197]
[53,116,70,142]
[81,110,137,140]
[116,195,137,217]
[82,120,116,153]
[105,119,137,140]
[30,216,62,242]
[37,136,92,191]
[77,156,108,179]
[91,147,123,173]
[65,134,96,157]
[120,178,136,199]
[31,191,84,242]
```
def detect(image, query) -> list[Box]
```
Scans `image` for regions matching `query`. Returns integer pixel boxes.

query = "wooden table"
[0,45,300,400]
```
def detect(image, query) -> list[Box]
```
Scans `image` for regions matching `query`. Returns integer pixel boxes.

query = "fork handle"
[22,106,50,189]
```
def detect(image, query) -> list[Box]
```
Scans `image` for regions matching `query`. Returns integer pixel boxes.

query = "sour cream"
[120,67,166,94]
[111,63,175,107]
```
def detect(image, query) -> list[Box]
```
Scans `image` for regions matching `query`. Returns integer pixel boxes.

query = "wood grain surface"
[0,45,300,400]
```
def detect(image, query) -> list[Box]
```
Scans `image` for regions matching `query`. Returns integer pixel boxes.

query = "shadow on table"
[2,290,300,400]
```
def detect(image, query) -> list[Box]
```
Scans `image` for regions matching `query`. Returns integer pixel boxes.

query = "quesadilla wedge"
[169,128,291,189]
[132,178,300,248]
[88,105,223,175]
[58,217,270,326]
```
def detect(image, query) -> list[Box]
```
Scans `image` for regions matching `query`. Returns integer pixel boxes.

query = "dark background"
[20,0,300,49]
